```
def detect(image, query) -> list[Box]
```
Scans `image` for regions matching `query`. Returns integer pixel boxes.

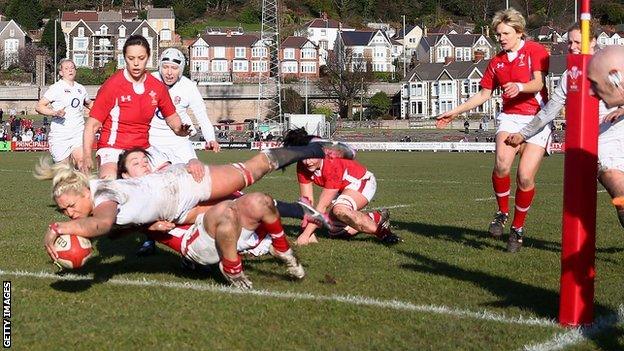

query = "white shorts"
[48,134,82,163]
[598,136,624,172]
[496,113,552,151]
[149,137,198,164]
[333,171,377,210]
[95,146,169,169]
[182,213,267,265]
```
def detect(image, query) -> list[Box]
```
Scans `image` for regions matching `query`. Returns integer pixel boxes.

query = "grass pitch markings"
[522,305,624,351]
[1,268,558,328]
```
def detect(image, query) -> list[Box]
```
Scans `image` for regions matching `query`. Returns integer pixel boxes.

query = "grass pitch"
[1,150,623,350]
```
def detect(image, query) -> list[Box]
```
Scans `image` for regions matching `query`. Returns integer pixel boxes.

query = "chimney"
[424,25,427,37]
[444,56,454,65]
[226,30,231,37]
[485,26,489,37]
[473,50,484,62]
[322,12,327,20]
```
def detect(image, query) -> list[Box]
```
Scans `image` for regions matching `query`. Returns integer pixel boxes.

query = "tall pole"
[402,15,406,78]
[360,77,363,121]
[506,0,509,9]
[305,76,309,114]
[559,0,598,327]
[575,0,578,23]
[54,15,58,83]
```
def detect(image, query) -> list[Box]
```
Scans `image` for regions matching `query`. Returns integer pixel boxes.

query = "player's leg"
[95,148,124,180]
[489,131,519,238]
[507,143,546,252]
[600,169,624,227]
[235,193,304,278]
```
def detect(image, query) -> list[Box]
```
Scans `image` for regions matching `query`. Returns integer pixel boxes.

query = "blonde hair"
[34,157,91,199]
[492,8,526,36]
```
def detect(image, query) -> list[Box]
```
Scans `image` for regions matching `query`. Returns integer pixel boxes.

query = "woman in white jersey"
[35,139,355,262]
[36,59,93,165]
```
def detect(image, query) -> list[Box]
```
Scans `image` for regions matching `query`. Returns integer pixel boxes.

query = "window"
[193,46,208,57]
[300,62,316,73]
[282,61,297,73]
[462,80,469,94]
[193,60,209,72]
[100,25,108,35]
[214,47,226,58]
[436,47,451,62]
[439,100,453,113]
[320,29,327,36]
[252,61,267,72]
[234,47,246,58]
[142,27,148,38]
[232,60,248,72]
[74,53,88,67]
[211,60,227,72]
[9,29,14,37]
[374,47,385,58]
[160,29,171,41]
[78,27,84,37]
[73,37,88,51]
[470,80,479,94]
[439,81,453,96]
[319,40,328,50]
[301,48,316,59]
[163,21,169,29]
[117,53,125,67]
[252,47,266,57]
[464,48,471,61]
[456,48,463,61]
[117,38,126,50]
[119,26,126,37]
[283,48,295,60]
[411,101,424,114]
[431,82,438,96]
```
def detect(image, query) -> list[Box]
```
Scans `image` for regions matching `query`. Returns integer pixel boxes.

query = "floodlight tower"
[256,0,283,125]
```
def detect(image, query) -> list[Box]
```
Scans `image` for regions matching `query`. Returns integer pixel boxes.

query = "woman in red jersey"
[81,35,190,179]
[436,8,550,252]
[283,128,401,246]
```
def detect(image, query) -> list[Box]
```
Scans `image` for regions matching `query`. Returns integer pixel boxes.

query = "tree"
[40,18,66,66]
[317,48,372,119]
[15,43,49,74]
[368,91,391,119]
[282,88,305,114]
[5,0,43,30]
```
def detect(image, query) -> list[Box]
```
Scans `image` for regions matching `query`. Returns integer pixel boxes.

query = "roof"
[420,33,492,49]
[340,30,376,46]
[281,36,314,48]
[61,11,98,22]
[407,59,489,81]
[98,11,122,22]
[394,25,418,40]
[196,34,260,47]
[82,21,146,36]
[0,21,26,37]
[147,8,175,19]
[305,18,350,29]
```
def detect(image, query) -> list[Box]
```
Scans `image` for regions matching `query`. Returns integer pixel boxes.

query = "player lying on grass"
[35,140,355,262]
[282,128,401,246]
[115,148,309,289]
[505,24,624,227]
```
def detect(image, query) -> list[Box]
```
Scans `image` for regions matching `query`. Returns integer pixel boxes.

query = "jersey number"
[70,98,81,108]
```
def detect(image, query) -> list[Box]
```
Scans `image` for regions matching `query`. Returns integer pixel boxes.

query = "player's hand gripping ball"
[53,235,93,269]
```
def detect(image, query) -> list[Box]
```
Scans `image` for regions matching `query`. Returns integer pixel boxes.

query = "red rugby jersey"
[90,70,176,149]
[480,41,549,116]
[297,157,369,190]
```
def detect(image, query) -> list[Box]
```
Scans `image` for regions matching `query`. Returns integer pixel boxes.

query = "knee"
[242,193,275,216]
[515,173,534,190]
[331,205,351,220]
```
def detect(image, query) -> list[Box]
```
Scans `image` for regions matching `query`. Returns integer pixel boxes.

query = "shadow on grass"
[398,249,622,348]
[393,220,624,256]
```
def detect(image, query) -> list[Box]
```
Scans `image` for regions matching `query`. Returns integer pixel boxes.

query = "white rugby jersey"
[90,164,212,226]
[43,79,89,140]
[149,73,216,143]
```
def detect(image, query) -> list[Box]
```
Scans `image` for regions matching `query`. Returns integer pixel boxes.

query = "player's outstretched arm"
[436,88,492,128]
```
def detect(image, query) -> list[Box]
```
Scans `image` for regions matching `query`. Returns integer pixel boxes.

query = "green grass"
[1,151,623,350]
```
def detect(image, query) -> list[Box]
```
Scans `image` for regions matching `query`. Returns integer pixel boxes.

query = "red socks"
[492,173,511,214]
[221,256,243,275]
[263,219,290,253]
[512,187,535,229]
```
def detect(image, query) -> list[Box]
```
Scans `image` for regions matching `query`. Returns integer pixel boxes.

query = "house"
[415,33,494,63]
[298,14,354,65]
[336,29,402,72]
[528,25,564,43]
[0,20,28,68]
[280,36,319,79]
[60,10,98,34]
[189,31,269,84]
[394,25,423,57]
[400,54,569,120]
[147,7,175,43]
[66,20,159,69]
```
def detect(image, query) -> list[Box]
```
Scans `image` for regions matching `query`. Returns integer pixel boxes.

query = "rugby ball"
[53,234,93,269]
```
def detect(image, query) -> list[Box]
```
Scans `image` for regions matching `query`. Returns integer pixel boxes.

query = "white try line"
[1,268,557,328]
[523,305,624,351]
